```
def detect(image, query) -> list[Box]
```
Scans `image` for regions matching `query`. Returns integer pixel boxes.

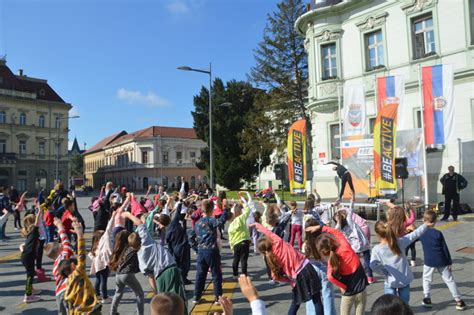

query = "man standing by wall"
[440,166,468,221]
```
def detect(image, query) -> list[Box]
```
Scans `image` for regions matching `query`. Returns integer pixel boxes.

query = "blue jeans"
[290,294,323,315]
[194,249,222,300]
[384,283,410,304]
[306,261,337,315]
[0,219,7,239]
[47,225,56,243]
[362,249,373,278]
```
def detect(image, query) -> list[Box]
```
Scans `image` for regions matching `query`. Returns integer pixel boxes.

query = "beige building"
[0,59,72,191]
[84,126,207,190]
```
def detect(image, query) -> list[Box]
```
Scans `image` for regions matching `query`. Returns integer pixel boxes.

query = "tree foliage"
[249,0,310,154]
[70,154,84,177]
[191,79,271,189]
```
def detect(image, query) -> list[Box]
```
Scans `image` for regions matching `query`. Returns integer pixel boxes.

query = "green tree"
[191,79,271,189]
[69,154,84,177]
[249,0,310,154]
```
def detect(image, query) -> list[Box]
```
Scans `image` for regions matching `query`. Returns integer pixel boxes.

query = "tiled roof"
[85,131,128,154]
[0,60,66,103]
[110,126,197,145]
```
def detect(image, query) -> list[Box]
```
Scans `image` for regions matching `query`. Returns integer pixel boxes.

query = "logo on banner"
[348,103,363,127]
[434,96,447,111]
[380,117,395,183]
[292,130,304,184]
[383,96,400,107]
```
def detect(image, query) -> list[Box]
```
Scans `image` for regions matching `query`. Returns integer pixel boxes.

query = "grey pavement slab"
[0,196,473,314]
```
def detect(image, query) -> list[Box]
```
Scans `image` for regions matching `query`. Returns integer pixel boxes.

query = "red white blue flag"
[422,64,454,146]
[377,75,406,129]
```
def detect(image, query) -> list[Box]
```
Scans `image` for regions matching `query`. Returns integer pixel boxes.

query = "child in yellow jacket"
[60,219,101,314]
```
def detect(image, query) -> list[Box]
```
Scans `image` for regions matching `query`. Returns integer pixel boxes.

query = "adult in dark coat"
[440,166,468,221]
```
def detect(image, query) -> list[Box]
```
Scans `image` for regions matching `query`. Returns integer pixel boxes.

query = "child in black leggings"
[20,211,43,303]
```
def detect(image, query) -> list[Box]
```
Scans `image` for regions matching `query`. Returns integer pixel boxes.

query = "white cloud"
[117,88,170,107]
[166,0,190,15]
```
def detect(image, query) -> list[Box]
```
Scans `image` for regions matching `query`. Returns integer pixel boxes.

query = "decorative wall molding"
[356,12,389,31]
[315,29,343,43]
[402,0,437,14]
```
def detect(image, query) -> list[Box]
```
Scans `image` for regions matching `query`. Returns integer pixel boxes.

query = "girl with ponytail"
[305,224,368,315]
[370,219,433,304]
[254,222,323,315]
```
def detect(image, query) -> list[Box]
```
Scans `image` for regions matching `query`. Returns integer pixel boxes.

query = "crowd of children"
[0,181,469,314]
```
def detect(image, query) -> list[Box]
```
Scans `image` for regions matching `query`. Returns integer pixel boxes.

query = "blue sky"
[0,0,279,149]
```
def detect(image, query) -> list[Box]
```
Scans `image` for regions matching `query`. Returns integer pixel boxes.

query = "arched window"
[38,115,45,128]
[19,112,26,125]
[0,111,6,124]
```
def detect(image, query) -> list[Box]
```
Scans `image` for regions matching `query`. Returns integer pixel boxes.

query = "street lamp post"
[178,63,214,189]
[55,115,79,184]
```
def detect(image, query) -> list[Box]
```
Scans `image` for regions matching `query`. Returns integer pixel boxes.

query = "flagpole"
[417,64,429,207]
[337,83,343,162]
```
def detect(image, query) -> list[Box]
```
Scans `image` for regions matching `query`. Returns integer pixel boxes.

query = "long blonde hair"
[375,219,401,256]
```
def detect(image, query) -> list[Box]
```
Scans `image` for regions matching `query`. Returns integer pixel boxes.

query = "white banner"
[343,84,366,136]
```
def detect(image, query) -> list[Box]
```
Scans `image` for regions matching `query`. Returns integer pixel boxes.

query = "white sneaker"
[268,280,279,286]
[410,260,416,267]
[101,297,112,304]
[14,227,19,231]
[31,288,42,295]
[23,295,41,303]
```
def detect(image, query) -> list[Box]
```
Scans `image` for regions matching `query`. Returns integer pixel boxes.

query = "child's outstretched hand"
[72,220,83,239]
[218,296,233,315]
[238,275,259,303]
[2,209,8,216]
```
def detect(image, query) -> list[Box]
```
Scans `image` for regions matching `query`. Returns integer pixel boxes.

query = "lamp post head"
[70,115,80,119]
[177,66,193,71]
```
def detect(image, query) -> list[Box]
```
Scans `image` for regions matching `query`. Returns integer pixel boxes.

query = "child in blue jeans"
[190,199,229,304]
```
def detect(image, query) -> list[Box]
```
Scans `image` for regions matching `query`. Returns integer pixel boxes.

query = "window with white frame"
[190,151,196,163]
[369,117,376,134]
[55,116,61,128]
[0,111,6,124]
[142,150,148,164]
[39,115,45,128]
[0,140,5,153]
[55,142,61,158]
[163,151,169,165]
[19,113,26,125]
[365,30,384,70]
[412,14,436,59]
[415,109,422,129]
[321,43,337,80]
[39,142,45,158]
[19,140,27,157]
[329,123,343,159]
[176,151,182,163]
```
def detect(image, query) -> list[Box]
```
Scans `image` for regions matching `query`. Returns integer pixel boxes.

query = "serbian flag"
[373,103,398,198]
[422,64,454,146]
[377,76,406,129]
[287,119,307,194]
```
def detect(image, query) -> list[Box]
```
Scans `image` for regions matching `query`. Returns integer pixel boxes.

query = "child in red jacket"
[306,225,368,315]
[254,222,323,315]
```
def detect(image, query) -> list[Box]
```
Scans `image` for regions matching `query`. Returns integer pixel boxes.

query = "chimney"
[18,69,23,76]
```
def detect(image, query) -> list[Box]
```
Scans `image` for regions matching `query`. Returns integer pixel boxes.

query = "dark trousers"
[47,225,56,243]
[443,193,460,220]
[194,249,222,300]
[95,267,110,298]
[13,210,22,228]
[405,242,416,261]
[340,172,355,199]
[21,256,35,296]
[1,219,8,239]
[264,256,272,280]
[175,246,191,281]
[232,240,250,276]
[362,249,373,278]
[36,239,45,269]
[288,293,324,315]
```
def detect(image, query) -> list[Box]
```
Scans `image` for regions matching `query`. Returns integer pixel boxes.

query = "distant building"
[69,137,85,156]
[0,59,72,191]
[296,0,474,204]
[84,126,207,190]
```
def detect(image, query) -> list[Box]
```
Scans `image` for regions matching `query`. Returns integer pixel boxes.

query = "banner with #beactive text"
[287,119,307,194]
[373,103,398,198]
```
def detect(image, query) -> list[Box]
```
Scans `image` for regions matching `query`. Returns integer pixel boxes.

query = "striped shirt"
[53,228,75,295]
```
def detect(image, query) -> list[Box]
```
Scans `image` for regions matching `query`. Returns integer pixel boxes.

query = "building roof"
[69,137,85,155]
[0,59,66,103]
[85,131,128,154]
[85,126,198,155]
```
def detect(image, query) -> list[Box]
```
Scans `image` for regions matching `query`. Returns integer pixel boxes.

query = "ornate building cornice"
[356,12,389,31]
